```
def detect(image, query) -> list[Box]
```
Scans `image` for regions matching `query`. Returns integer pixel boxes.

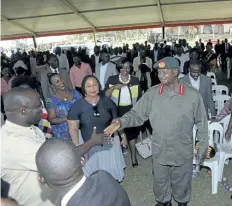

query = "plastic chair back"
[212,85,229,96]
[213,95,231,115]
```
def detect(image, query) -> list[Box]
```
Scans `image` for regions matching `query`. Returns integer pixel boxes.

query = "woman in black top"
[68,75,126,182]
[105,58,142,166]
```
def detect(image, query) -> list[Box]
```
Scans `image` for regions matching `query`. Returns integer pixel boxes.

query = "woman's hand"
[91,127,112,145]
[104,120,121,136]
[120,133,128,147]
[114,84,124,90]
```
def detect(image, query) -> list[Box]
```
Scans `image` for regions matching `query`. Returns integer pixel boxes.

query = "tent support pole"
[32,36,37,51]
[93,31,97,46]
[162,25,165,40]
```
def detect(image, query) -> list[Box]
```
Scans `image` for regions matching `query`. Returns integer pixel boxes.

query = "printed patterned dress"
[46,89,81,140]
[36,100,52,139]
[216,96,232,120]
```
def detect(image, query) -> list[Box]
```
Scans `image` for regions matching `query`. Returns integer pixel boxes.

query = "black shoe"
[155,201,172,206]
[132,158,138,167]
[132,160,138,167]
[178,203,188,206]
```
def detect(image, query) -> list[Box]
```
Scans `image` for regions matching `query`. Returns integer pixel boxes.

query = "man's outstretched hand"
[91,127,112,145]
[104,119,121,136]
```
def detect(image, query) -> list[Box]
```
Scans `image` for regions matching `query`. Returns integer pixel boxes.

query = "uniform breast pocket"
[176,100,194,118]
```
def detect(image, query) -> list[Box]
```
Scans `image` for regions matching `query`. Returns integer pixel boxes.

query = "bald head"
[36,139,83,189]
[4,87,40,112]
[4,87,42,126]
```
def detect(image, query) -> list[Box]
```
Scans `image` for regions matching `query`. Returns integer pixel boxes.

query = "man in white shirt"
[90,46,101,73]
[55,47,69,70]
[100,62,108,90]
[153,43,160,63]
[36,139,131,206]
[174,45,190,74]
[29,50,37,76]
[95,51,118,90]
[1,87,113,206]
[182,39,191,56]
[1,87,55,206]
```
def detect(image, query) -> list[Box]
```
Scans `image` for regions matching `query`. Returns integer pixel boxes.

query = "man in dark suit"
[180,60,216,119]
[214,39,222,57]
[150,43,162,86]
[40,54,72,100]
[90,46,101,74]
[199,39,205,52]
[221,38,231,71]
[36,139,131,206]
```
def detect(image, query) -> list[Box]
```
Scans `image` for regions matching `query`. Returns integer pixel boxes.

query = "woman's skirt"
[118,105,140,141]
[79,134,126,182]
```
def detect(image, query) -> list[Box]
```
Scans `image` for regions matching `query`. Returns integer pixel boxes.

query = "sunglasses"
[92,105,100,118]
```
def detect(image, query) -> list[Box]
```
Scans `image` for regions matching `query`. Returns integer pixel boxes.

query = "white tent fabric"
[1,0,232,39]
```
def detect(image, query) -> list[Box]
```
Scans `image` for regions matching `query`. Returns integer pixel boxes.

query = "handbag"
[135,131,152,159]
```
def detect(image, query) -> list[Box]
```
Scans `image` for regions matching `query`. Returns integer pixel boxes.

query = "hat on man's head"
[154,57,179,70]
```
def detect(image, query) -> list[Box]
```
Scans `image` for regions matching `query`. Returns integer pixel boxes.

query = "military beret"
[154,57,179,70]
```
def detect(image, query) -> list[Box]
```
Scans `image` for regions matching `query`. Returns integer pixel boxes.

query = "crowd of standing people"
[1,37,232,206]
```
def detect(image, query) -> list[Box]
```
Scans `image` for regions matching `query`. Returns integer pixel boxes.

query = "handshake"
[91,119,127,146]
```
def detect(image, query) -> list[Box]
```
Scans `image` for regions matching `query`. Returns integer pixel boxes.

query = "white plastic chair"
[207,71,216,80]
[213,95,231,115]
[218,114,232,182]
[212,85,229,96]
[211,78,217,85]
[193,122,223,194]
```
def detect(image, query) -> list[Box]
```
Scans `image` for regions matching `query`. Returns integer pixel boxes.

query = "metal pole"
[32,36,37,51]
[162,25,165,40]
[93,31,97,46]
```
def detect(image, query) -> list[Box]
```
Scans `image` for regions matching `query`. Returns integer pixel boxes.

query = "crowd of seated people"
[1,38,232,206]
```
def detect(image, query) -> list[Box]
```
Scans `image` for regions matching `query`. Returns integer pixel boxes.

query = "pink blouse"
[1,77,13,96]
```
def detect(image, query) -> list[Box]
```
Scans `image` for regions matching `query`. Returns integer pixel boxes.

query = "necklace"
[86,96,99,105]
[119,74,131,85]
[56,90,68,101]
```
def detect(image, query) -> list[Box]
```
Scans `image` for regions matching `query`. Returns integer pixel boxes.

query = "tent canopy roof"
[1,0,232,40]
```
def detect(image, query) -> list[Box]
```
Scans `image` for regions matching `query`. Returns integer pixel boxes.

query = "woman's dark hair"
[1,64,14,77]
[81,75,101,95]
[36,54,44,65]
[47,73,60,85]
[116,57,133,73]
[72,52,82,58]
[11,75,38,91]
[47,53,57,62]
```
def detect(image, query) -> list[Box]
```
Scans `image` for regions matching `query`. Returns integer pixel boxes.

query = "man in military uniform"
[104,57,209,206]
